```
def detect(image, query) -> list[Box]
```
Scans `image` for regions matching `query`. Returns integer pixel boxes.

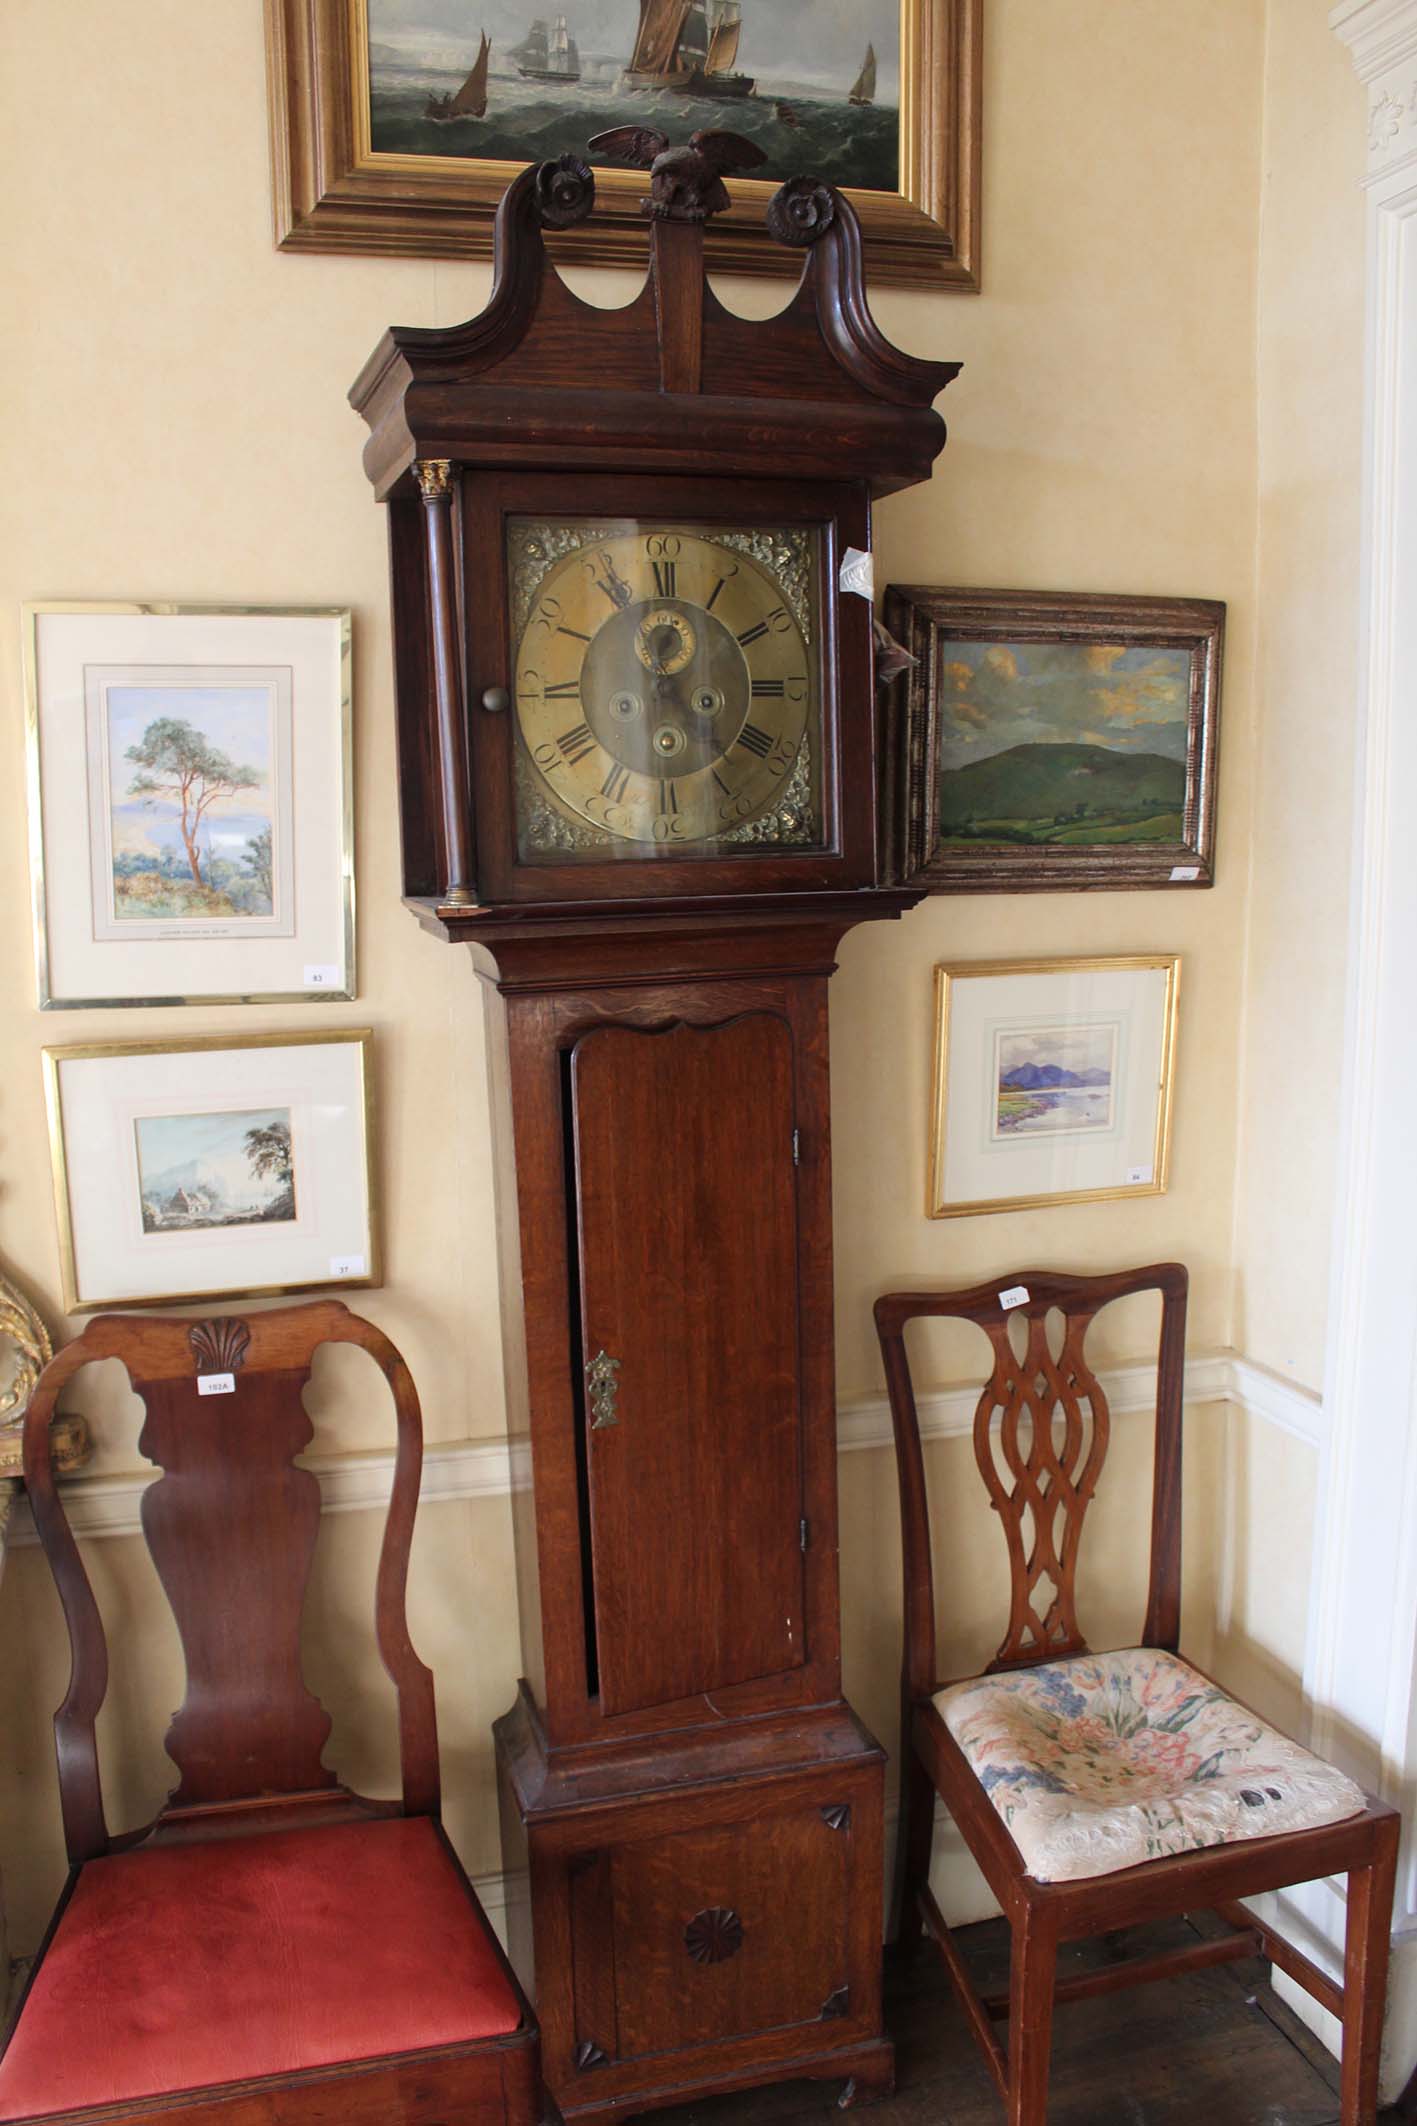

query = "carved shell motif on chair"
[188,1317,253,1377]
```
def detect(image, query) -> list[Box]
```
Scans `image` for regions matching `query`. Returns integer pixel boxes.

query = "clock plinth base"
[495,1686,892,2121]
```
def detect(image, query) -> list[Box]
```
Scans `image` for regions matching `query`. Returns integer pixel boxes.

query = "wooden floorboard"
[653,1915,1402,2126]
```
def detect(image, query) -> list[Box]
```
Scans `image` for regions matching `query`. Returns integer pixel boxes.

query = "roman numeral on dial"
[736,620,770,647]
[737,723,774,759]
[543,679,581,699]
[657,780,678,815]
[750,679,786,697]
[651,559,677,598]
[558,722,597,764]
[601,763,632,803]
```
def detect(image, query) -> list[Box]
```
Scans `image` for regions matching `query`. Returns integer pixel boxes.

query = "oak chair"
[0,1300,541,2126]
[876,1264,1399,2126]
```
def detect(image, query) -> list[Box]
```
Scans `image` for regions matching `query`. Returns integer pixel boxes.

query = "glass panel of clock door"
[569,1013,806,1719]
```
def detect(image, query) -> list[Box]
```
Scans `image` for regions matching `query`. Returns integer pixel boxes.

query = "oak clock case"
[461,469,875,903]
[351,144,955,2126]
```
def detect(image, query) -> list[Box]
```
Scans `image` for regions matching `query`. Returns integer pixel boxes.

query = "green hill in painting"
[938,742,1186,845]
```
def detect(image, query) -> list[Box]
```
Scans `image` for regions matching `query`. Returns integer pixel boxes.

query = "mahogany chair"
[0,1300,541,2126]
[876,1264,1399,2126]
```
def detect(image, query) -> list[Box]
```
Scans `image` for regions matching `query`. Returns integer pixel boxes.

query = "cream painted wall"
[1233,0,1367,1389]
[1,0,1345,1974]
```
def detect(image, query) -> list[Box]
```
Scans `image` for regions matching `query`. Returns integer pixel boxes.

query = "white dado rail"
[1,1347,1320,1547]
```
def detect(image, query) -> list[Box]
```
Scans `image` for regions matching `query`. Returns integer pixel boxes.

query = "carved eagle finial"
[587,127,767,222]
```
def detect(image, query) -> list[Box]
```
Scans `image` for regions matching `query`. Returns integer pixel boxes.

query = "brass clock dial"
[511,525,822,855]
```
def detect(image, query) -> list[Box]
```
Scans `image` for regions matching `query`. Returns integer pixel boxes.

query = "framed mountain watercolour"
[43,1031,377,1311]
[24,604,353,1007]
[929,956,1180,1218]
[882,588,1225,892]
[265,0,980,288]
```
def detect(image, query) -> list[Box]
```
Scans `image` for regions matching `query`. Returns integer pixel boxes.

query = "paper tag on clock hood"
[839,548,874,599]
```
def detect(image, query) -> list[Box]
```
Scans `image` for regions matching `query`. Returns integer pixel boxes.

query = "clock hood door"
[569,1013,807,1720]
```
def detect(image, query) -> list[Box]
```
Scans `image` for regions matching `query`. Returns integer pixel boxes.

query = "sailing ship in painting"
[513,14,581,83]
[424,27,490,118]
[368,0,900,196]
[623,0,753,98]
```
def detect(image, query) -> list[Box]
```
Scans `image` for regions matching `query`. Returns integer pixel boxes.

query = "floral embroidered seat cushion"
[934,1647,1365,1885]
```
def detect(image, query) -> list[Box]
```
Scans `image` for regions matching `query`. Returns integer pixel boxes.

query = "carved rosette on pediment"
[1332,0,1417,181]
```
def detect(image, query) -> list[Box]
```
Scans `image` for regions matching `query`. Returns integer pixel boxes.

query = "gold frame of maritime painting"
[929,955,1180,1219]
[265,0,981,288]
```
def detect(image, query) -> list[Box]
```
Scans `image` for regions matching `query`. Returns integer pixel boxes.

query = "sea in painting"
[137,1108,296,1233]
[993,1025,1116,1139]
[106,683,275,923]
[366,0,899,194]
[935,642,1193,848]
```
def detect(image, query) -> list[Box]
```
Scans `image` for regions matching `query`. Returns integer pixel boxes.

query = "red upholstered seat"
[0,1816,523,2120]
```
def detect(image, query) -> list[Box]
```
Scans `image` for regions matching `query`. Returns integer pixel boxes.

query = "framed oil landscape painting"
[882,588,1225,892]
[265,0,980,287]
[25,604,353,1007]
[929,956,1180,1219]
[43,1031,378,1311]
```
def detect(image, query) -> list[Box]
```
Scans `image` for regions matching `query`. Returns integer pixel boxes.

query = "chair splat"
[976,1305,1108,1671]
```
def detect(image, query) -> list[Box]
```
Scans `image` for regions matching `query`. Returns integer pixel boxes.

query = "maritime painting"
[365,0,900,194]
[992,1025,1117,1141]
[934,642,1193,849]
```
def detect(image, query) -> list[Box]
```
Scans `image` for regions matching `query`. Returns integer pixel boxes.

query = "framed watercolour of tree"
[24,605,353,1007]
[881,587,1224,892]
[265,0,980,289]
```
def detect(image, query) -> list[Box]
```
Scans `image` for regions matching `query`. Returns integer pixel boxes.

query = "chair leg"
[1006,1905,1057,2126]
[1340,1816,1399,2125]
[891,1728,936,1951]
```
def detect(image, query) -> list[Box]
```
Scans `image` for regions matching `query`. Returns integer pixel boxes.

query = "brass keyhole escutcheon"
[585,1349,620,1430]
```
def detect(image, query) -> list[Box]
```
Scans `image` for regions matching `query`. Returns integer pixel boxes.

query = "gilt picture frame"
[882,588,1224,892]
[265,0,980,288]
[43,1031,379,1313]
[24,603,354,1008]
[929,955,1180,1219]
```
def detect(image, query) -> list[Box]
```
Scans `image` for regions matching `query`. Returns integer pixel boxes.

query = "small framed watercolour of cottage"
[929,956,1180,1218]
[882,588,1224,893]
[24,604,353,1007]
[43,1031,377,1311]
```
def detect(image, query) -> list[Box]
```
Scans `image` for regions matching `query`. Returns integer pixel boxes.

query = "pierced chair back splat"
[875,1264,1398,2126]
[0,1300,541,2126]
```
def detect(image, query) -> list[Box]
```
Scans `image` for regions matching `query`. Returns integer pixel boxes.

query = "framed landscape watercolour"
[25,605,353,1007]
[929,956,1180,1218]
[43,1032,378,1311]
[266,0,980,287]
[882,589,1225,892]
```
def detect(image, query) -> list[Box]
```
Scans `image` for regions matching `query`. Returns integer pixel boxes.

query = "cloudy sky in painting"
[935,641,1192,768]
[996,1024,1116,1081]
[368,0,898,96]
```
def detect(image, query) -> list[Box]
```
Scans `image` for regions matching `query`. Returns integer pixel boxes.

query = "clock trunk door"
[570,1014,806,1719]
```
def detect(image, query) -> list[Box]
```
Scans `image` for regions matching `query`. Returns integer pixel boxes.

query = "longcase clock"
[351,135,956,2125]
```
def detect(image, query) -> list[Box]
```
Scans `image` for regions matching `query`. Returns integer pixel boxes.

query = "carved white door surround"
[1280,2,1417,2100]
